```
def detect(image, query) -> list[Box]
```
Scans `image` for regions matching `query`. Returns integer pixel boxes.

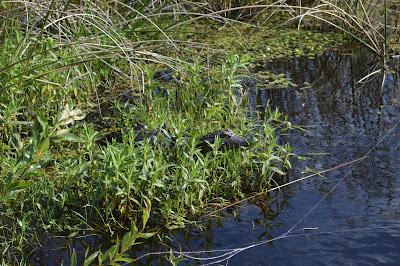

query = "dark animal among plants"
[97,126,248,153]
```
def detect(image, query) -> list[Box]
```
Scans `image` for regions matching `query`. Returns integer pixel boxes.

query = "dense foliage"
[0,0,397,264]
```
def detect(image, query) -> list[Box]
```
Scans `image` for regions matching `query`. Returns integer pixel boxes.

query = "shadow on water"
[31,49,400,265]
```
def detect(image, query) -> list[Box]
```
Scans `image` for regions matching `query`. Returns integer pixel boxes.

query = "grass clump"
[271,0,399,58]
[1,53,293,263]
[0,2,295,263]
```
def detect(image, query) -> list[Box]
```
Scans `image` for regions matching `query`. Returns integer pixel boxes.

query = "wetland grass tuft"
[274,0,398,57]
[0,1,295,264]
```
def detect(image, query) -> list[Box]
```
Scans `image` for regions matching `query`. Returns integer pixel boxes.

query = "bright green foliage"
[0,12,293,263]
[0,1,355,264]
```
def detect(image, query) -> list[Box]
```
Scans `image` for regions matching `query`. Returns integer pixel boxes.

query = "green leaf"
[112,255,133,263]
[142,201,151,229]
[5,181,32,193]
[97,251,104,265]
[70,249,77,266]
[54,128,70,137]
[130,223,138,236]
[36,112,48,132]
[136,232,157,239]
[104,243,119,261]
[56,132,80,142]
[153,180,165,188]
[38,138,50,157]
[1,181,32,201]
[83,249,99,266]
[270,167,285,175]
[121,231,134,253]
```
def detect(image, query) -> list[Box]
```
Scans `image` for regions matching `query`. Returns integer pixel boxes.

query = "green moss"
[255,71,297,89]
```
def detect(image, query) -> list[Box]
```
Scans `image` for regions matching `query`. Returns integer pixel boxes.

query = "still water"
[32,49,400,265]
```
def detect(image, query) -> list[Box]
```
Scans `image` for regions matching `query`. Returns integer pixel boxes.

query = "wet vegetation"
[0,0,399,265]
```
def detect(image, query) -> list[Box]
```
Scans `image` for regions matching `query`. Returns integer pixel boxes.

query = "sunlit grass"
[0,1,296,264]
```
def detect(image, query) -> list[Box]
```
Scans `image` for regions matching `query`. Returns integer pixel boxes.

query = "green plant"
[279,0,397,57]
[0,1,298,264]
[69,199,156,266]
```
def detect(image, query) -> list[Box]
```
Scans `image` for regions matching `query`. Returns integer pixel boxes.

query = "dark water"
[31,49,400,265]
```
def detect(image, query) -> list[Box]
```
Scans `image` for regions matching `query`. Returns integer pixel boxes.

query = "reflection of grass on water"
[0,0,397,265]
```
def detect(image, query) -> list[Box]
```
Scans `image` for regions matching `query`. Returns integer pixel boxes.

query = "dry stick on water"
[281,118,400,237]
[136,224,400,264]
[205,118,400,265]
[201,79,400,264]
[200,225,400,266]
[204,156,367,218]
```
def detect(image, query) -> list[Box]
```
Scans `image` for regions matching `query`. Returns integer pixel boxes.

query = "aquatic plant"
[182,0,398,58]
[0,1,297,264]
[276,0,398,58]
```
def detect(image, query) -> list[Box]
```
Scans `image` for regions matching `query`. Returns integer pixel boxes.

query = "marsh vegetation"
[0,0,399,265]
